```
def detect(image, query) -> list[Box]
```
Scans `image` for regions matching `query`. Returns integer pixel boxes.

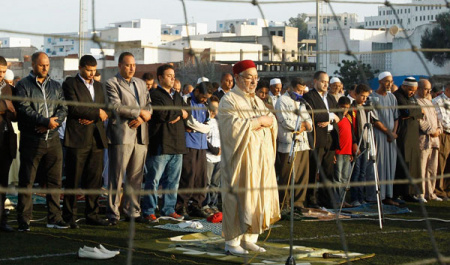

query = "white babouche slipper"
[78,244,120,259]
[225,244,249,255]
[241,241,266,253]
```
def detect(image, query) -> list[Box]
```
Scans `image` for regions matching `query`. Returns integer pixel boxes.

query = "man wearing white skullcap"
[329,77,343,102]
[370,71,400,205]
[269,78,282,106]
[4,69,14,86]
[393,77,422,203]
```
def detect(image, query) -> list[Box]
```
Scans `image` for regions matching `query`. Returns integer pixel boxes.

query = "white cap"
[402,76,418,87]
[5,69,14,81]
[197,77,209,84]
[270,78,281,86]
[304,86,309,93]
[330,77,341,84]
[378,71,392,80]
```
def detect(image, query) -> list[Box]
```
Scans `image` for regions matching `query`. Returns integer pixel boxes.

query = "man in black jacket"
[62,55,110,228]
[15,52,68,231]
[0,56,17,232]
[141,64,189,222]
[303,71,341,208]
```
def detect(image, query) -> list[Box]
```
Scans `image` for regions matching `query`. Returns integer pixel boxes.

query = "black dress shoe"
[109,218,118,226]
[403,195,419,203]
[0,223,14,232]
[125,216,149,224]
[86,218,110,226]
[69,222,79,229]
[177,207,191,220]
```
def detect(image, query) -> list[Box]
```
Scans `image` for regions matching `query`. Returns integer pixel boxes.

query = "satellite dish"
[389,25,399,36]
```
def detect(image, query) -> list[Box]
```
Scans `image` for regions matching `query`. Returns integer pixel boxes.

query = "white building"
[161,23,208,36]
[43,18,160,58]
[0,37,31,48]
[307,13,361,39]
[216,18,284,33]
[320,28,394,75]
[391,23,450,77]
[364,0,446,31]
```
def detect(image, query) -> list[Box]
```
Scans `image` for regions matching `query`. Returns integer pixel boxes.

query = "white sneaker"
[225,244,249,255]
[241,241,266,253]
[418,197,428,203]
[431,197,443,202]
[351,201,361,207]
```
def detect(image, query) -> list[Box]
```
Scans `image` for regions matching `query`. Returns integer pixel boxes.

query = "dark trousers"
[17,136,63,224]
[177,148,207,210]
[436,133,450,198]
[307,134,335,208]
[0,132,13,225]
[276,151,309,208]
[62,136,104,223]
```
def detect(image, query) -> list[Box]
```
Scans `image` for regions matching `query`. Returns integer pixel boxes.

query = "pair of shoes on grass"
[78,244,120,259]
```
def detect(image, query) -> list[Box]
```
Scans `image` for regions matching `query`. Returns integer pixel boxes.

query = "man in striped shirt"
[432,83,450,200]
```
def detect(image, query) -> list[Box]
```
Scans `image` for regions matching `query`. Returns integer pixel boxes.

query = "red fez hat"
[232,60,256,75]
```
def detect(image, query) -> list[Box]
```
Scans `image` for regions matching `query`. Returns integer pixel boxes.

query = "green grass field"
[1,200,449,265]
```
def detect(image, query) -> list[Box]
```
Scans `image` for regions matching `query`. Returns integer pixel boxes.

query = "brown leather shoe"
[382,198,399,206]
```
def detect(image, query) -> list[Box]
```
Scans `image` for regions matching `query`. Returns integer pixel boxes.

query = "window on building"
[71,47,74,50]
[278,31,283,36]
[291,50,295,57]
[416,7,418,11]
[175,30,179,34]
[59,47,63,52]
[383,10,385,15]
[330,50,339,64]
[219,23,223,28]
[46,48,50,53]
[60,38,63,41]
[379,11,381,16]
[47,38,52,43]
[270,31,276,36]
[4,40,7,45]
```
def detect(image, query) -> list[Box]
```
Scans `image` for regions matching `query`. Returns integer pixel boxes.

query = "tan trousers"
[419,148,439,199]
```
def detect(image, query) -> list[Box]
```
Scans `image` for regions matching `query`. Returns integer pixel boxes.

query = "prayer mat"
[337,203,411,217]
[134,232,375,264]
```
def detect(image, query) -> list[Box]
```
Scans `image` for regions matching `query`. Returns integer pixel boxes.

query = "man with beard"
[393,77,422,203]
[218,60,280,255]
[371,71,399,205]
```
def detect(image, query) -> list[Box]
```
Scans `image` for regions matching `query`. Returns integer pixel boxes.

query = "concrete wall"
[0,37,31,48]
[391,24,450,76]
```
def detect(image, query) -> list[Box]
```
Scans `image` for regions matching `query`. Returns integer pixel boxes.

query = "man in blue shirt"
[176,82,212,219]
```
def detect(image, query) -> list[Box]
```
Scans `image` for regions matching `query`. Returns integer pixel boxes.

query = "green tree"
[333,60,378,89]
[287,13,309,41]
[421,12,450,67]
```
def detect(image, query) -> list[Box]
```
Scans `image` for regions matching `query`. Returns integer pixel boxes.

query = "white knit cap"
[330,77,341,84]
[197,77,209,84]
[270,78,281,86]
[402,76,418,87]
[378,71,392,80]
[5,69,14,81]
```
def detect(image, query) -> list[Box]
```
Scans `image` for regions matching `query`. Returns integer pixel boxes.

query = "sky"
[0,0,413,48]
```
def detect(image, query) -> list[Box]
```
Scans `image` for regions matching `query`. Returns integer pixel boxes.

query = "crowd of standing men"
[0,54,449,254]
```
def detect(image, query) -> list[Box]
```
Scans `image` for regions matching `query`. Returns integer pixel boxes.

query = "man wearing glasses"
[218,60,280,255]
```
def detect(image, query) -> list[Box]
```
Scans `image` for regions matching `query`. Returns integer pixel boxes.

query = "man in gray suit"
[106,52,152,225]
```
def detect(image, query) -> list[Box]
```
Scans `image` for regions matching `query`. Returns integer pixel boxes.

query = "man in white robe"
[218,60,280,255]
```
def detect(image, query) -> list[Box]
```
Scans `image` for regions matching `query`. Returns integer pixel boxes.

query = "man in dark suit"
[303,71,342,208]
[62,55,110,228]
[0,56,17,232]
